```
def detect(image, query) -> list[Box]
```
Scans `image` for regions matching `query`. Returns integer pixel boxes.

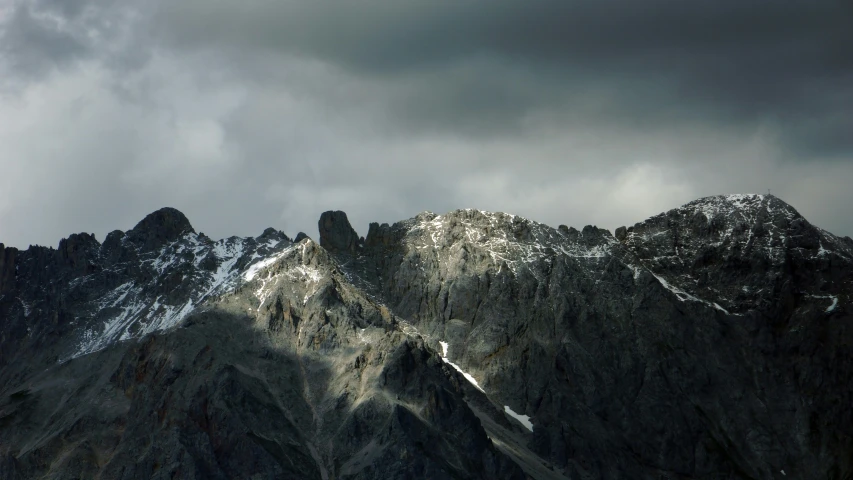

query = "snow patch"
[439,340,485,393]
[504,405,534,432]
[725,193,764,210]
[827,296,839,313]
[200,239,245,300]
[356,328,372,344]
[815,295,838,313]
[70,234,295,360]
[18,297,31,317]
[439,341,449,357]
[243,255,280,281]
[243,244,295,282]
[809,294,839,313]
[651,272,731,314]
[627,263,643,280]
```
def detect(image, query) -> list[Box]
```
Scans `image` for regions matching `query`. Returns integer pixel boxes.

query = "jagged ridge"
[0,194,851,479]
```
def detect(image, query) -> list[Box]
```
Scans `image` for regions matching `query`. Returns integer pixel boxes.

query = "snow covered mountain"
[0,195,851,479]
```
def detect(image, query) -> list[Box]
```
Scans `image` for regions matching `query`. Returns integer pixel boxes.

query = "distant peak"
[682,193,802,219]
[693,193,776,205]
[126,207,195,252]
[258,227,290,243]
[695,193,767,205]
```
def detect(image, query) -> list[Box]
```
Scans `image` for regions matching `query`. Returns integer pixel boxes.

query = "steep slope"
[1,195,851,479]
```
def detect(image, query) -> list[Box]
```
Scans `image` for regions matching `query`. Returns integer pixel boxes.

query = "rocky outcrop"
[57,232,100,275]
[365,222,404,249]
[0,244,16,294]
[318,210,360,254]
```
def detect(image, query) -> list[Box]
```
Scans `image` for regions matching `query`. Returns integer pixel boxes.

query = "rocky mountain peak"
[125,207,195,252]
[620,193,804,249]
[258,227,289,243]
[685,193,800,225]
[318,210,360,254]
[616,193,853,315]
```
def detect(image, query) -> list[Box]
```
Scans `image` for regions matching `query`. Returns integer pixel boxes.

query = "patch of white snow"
[809,294,839,313]
[504,405,534,432]
[439,341,485,393]
[357,328,371,344]
[243,253,282,281]
[651,273,732,315]
[826,296,839,313]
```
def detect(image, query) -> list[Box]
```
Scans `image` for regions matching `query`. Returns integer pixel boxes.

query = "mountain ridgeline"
[0,194,851,479]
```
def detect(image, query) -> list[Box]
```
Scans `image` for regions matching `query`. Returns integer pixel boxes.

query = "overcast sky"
[1,0,851,248]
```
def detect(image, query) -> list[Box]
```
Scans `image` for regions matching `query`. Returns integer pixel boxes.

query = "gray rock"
[58,232,100,274]
[258,227,290,244]
[318,210,359,254]
[0,243,16,294]
[125,207,195,252]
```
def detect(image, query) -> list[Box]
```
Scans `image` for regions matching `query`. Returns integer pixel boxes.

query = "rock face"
[125,206,196,252]
[0,244,16,294]
[1,194,851,479]
[319,210,360,254]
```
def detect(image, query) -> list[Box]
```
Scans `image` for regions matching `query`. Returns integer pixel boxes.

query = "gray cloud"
[152,0,853,153]
[0,2,90,77]
[0,0,851,249]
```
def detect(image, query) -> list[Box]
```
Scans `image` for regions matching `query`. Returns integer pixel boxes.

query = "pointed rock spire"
[0,243,17,293]
[318,210,359,254]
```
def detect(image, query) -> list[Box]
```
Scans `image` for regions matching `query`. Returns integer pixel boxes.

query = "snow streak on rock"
[70,233,292,359]
[440,340,485,393]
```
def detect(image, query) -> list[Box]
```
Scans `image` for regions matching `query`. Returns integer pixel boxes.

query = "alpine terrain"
[0,194,851,479]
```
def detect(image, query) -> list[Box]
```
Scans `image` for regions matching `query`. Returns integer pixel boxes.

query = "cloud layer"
[1,0,851,248]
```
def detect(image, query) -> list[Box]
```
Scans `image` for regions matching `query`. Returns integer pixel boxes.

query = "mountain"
[0,194,851,479]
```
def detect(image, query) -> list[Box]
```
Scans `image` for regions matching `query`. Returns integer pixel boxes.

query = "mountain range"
[1,194,851,479]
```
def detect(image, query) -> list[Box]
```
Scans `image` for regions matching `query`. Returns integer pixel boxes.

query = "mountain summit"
[125,207,196,252]
[0,195,851,479]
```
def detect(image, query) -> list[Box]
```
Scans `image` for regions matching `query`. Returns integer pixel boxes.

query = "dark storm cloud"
[0,0,151,84]
[5,0,849,152]
[154,0,853,155]
[0,2,90,77]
